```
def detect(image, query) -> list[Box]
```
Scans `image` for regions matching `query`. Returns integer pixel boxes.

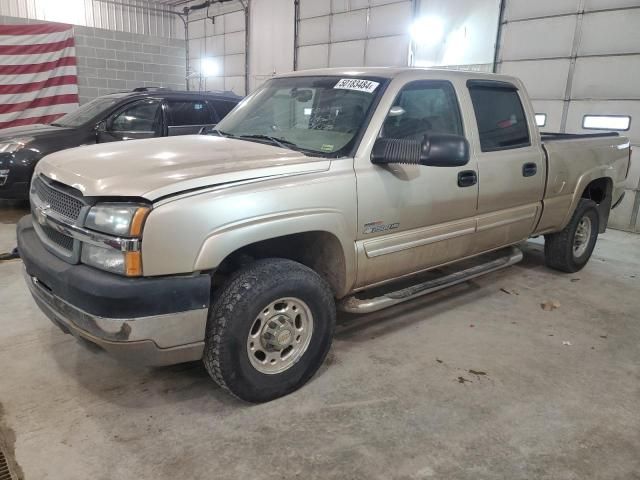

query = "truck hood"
[36,135,331,200]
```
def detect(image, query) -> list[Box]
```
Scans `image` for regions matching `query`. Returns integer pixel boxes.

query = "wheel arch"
[562,171,613,233]
[194,211,355,298]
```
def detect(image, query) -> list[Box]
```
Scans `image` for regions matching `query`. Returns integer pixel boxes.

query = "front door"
[354,80,479,288]
[466,81,546,254]
[98,99,163,143]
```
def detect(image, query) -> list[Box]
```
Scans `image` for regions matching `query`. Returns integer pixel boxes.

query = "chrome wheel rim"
[573,215,592,258]
[247,297,314,375]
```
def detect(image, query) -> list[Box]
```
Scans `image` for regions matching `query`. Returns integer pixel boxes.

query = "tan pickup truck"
[17,68,631,402]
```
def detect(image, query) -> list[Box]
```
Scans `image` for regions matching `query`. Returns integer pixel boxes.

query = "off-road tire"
[544,199,599,273]
[203,258,336,403]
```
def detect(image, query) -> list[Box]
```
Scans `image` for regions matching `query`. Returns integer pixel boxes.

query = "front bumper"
[18,215,211,366]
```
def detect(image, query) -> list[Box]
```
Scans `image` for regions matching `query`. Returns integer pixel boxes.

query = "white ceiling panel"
[298,44,329,70]
[331,10,368,42]
[368,1,413,37]
[224,30,245,55]
[205,35,225,57]
[584,0,640,10]
[189,19,207,39]
[579,10,640,56]
[503,0,580,21]
[530,100,565,132]
[224,53,246,76]
[188,37,204,58]
[298,16,331,46]
[225,76,246,95]
[366,35,409,66]
[572,56,640,100]
[499,59,571,99]
[205,76,225,92]
[500,15,576,60]
[299,0,331,19]
[212,14,225,35]
[225,10,246,33]
[331,0,350,13]
[371,0,410,5]
[329,40,366,67]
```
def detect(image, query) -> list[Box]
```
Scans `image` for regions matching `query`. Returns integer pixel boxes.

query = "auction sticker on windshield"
[334,78,380,93]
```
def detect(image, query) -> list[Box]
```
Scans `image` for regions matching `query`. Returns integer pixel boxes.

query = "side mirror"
[371,134,470,167]
[95,120,107,132]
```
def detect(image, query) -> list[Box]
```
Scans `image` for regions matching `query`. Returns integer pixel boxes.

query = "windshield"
[52,97,119,128]
[216,76,386,156]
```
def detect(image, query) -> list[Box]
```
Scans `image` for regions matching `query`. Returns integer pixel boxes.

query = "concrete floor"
[1,200,639,480]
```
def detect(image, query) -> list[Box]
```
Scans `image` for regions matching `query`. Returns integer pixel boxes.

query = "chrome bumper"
[24,268,207,366]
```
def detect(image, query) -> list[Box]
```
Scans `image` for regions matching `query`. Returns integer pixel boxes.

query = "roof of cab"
[275,66,519,84]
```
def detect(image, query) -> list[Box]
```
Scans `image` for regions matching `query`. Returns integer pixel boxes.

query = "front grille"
[42,224,74,252]
[33,176,84,222]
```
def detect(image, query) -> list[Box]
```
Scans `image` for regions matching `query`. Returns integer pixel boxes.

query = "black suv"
[0,88,241,199]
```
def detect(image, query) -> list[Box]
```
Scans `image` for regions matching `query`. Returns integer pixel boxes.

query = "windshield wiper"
[236,134,299,150]
[50,122,64,127]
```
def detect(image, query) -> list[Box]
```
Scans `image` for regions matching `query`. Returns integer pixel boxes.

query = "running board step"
[339,246,523,314]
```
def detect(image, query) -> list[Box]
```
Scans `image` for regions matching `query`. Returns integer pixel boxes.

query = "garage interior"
[0,0,639,479]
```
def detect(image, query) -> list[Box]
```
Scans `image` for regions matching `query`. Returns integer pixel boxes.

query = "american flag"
[0,23,79,130]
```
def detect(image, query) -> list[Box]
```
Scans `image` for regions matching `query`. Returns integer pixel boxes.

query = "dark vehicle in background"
[0,88,241,199]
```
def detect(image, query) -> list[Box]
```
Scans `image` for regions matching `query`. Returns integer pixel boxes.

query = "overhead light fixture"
[200,57,220,77]
[583,115,630,131]
[535,114,547,127]
[410,16,445,47]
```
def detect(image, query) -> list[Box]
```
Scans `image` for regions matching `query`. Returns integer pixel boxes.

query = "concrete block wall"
[74,25,186,104]
[0,15,186,105]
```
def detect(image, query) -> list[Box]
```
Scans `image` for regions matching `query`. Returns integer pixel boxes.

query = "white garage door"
[496,0,640,232]
[295,0,413,70]
[187,8,246,95]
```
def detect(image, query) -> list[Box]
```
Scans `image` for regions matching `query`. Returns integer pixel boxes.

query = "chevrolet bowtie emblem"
[35,203,51,226]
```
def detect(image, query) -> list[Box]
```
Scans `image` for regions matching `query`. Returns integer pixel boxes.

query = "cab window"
[382,81,463,140]
[468,83,530,152]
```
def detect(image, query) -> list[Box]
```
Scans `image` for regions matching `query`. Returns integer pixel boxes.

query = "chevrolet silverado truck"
[17,68,631,402]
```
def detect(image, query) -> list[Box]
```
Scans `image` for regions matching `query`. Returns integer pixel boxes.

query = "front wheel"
[544,199,600,273]
[203,258,336,403]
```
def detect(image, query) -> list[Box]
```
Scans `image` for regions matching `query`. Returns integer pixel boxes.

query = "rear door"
[165,98,216,136]
[466,80,546,253]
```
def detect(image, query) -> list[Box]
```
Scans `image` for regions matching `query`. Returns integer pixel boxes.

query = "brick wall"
[0,15,186,105]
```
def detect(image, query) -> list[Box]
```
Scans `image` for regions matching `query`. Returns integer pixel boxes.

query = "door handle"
[458,170,477,187]
[522,162,537,177]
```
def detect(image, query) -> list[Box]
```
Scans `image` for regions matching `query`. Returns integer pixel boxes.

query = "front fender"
[194,209,356,296]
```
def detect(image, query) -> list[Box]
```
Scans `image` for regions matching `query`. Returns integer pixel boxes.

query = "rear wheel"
[544,199,599,273]
[203,258,335,403]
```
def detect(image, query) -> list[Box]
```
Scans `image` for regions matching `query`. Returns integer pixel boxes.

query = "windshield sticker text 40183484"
[334,78,380,93]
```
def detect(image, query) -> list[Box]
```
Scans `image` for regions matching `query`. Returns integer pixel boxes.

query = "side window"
[468,84,530,151]
[166,100,212,126]
[111,100,161,132]
[212,100,237,120]
[382,81,463,140]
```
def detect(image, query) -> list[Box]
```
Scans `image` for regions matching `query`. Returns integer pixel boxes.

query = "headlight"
[81,243,127,275]
[82,203,150,276]
[85,203,150,237]
[0,137,33,153]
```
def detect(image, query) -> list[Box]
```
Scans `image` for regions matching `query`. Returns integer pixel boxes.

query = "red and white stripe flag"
[0,23,79,130]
